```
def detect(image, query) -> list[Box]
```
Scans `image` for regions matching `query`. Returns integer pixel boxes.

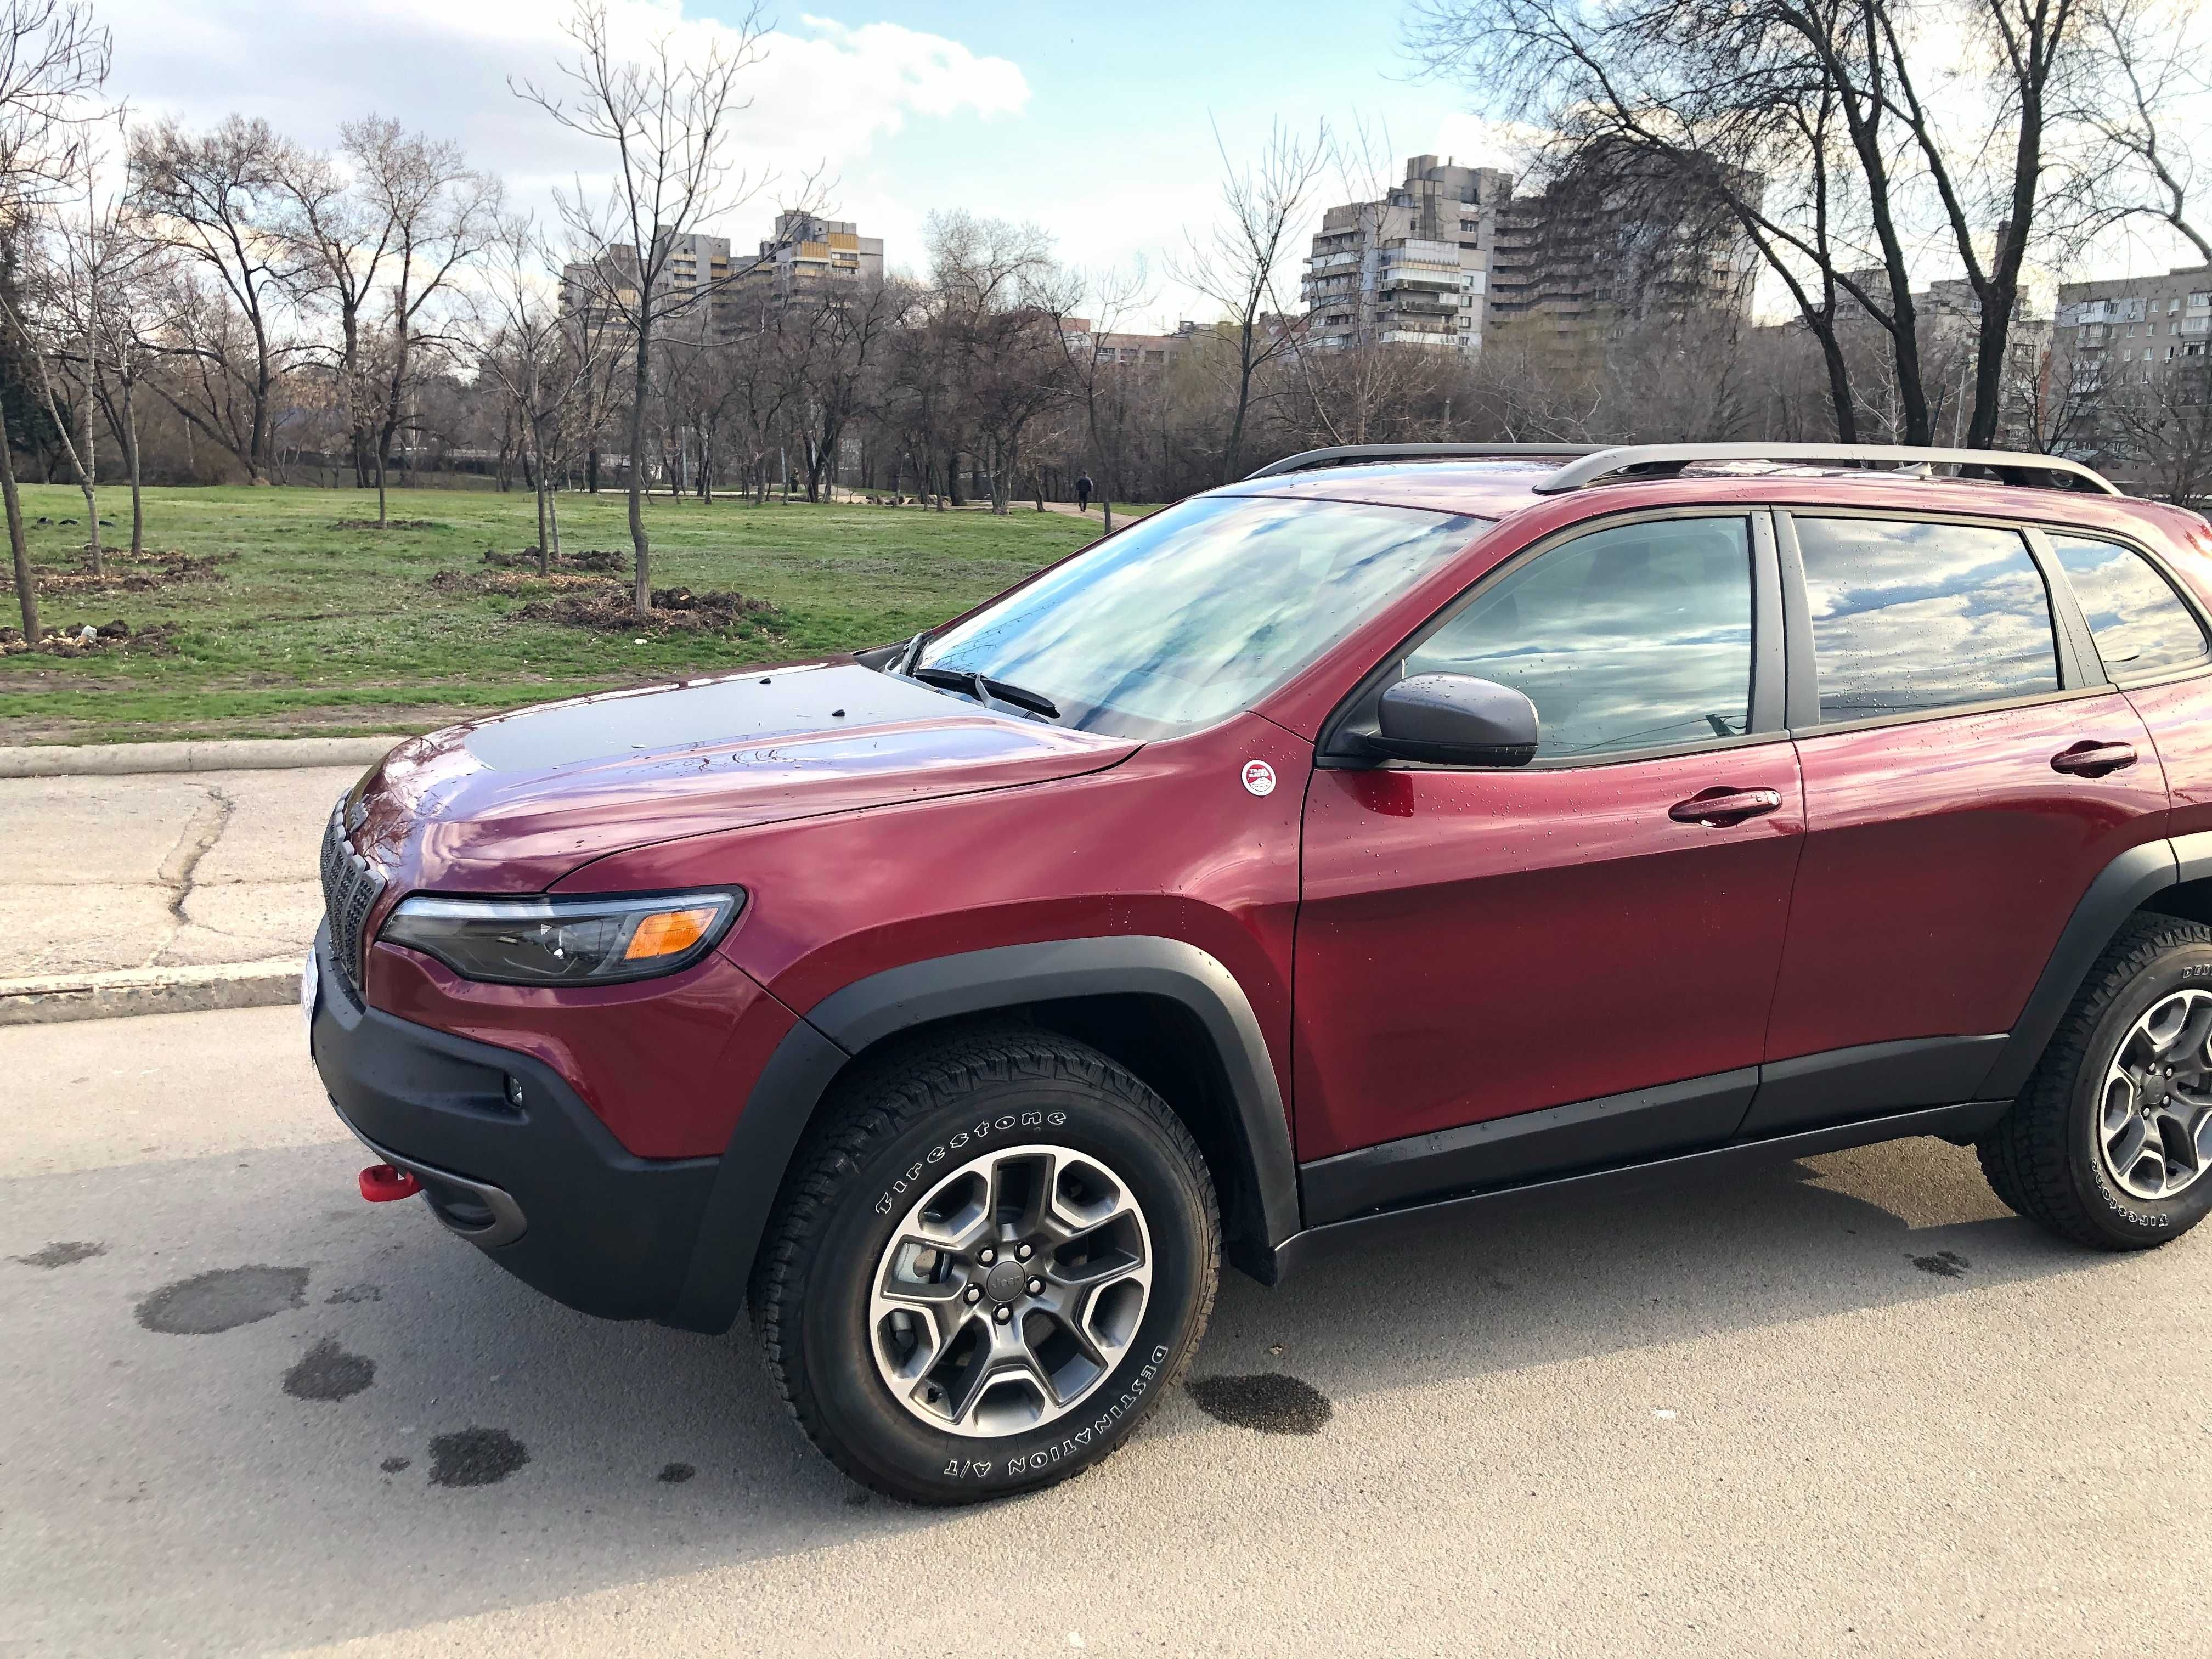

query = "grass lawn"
[0,484,1144,745]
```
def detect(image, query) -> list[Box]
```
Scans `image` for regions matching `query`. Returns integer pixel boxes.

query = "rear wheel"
[751,1025,1219,1504]
[1979,913,2212,1249]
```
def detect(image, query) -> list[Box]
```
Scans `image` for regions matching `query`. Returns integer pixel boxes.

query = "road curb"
[0,735,406,779]
[0,960,301,1026]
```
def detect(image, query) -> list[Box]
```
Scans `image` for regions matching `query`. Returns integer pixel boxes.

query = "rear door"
[1295,509,1805,1221]
[1751,510,2169,1136]
[2040,528,2212,844]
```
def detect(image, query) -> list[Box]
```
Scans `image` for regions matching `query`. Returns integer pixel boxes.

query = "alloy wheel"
[2099,989,2212,1201]
[867,1142,1153,1438]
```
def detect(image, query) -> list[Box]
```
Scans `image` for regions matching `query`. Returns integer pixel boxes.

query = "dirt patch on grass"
[331,517,441,531]
[482,547,625,572]
[427,569,607,597]
[38,552,227,594]
[512,581,781,635]
[1,618,180,658]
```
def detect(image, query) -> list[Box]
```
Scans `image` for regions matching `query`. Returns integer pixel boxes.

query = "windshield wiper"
[910,665,1060,720]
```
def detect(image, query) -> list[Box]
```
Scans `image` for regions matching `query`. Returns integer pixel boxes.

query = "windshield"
[914,494,1482,738]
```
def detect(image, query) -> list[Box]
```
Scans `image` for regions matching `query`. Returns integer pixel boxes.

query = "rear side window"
[1405,516,1752,758]
[1794,518,2059,722]
[2049,535,2210,680]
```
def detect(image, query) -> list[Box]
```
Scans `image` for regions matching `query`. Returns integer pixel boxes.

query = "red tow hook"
[359,1163,421,1203]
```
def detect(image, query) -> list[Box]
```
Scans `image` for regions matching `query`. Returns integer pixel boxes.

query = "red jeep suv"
[308,442,2212,1503]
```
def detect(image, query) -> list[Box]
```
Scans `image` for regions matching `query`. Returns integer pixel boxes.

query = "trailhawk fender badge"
[1241,759,1277,797]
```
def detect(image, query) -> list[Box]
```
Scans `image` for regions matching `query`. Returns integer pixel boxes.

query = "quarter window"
[2049,535,2210,679]
[1794,518,2059,721]
[1404,517,1753,758]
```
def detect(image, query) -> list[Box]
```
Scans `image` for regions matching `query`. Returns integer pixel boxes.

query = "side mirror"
[1364,673,1539,767]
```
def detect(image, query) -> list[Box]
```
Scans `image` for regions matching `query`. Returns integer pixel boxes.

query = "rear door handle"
[1669,787,1785,826]
[2051,741,2138,778]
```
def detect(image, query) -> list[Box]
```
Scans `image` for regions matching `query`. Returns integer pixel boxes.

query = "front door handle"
[1669,787,1785,827]
[2051,741,2138,778]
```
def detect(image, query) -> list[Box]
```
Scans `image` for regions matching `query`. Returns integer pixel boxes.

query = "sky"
[95,0,1519,330]
[94,0,2203,329]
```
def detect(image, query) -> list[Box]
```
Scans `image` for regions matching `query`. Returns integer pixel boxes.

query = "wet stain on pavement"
[13,1240,106,1269]
[135,1266,308,1334]
[1187,1373,1333,1435]
[380,1457,413,1474]
[428,1427,529,1488]
[657,1463,696,1484]
[1911,1250,1970,1278]
[283,1338,376,1401]
[324,1284,382,1305]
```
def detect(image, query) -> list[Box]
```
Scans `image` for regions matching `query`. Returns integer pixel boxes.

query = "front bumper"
[307,925,721,1323]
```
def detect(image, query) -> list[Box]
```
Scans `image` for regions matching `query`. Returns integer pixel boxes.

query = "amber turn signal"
[624,906,720,961]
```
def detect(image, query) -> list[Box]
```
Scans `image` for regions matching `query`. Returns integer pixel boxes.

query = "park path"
[0,764,352,981]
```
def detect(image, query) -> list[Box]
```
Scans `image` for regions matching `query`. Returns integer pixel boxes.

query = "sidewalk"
[0,764,359,1022]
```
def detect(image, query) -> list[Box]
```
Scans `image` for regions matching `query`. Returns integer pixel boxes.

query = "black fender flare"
[663,936,1301,1334]
[1977,830,2212,1102]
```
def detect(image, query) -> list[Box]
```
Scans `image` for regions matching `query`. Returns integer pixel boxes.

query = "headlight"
[379,889,743,986]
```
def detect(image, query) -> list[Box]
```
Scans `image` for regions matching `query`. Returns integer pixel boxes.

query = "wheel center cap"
[983,1260,1026,1305]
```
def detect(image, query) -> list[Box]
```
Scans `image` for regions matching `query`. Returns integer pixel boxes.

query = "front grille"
[319,802,387,988]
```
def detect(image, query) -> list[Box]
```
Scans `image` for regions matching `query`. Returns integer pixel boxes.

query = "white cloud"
[102,2,1028,231]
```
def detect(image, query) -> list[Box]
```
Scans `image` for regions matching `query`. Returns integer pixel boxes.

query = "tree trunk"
[533,434,550,575]
[2,435,36,641]
[627,322,652,617]
[123,385,144,556]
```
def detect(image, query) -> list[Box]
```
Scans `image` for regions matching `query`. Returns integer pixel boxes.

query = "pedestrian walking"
[1075,473,1093,512]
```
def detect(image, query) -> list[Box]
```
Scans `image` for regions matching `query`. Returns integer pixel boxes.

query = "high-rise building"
[752,209,885,301]
[1302,156,1512,352]
[1485,144,1759,342]
[2049,263,2212,487]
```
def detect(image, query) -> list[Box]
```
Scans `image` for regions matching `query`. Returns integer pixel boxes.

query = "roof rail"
[1246,443,1605,479]
[1532,442,2119,497]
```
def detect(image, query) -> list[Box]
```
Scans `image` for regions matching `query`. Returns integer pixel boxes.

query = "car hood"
[348,661,1138,893]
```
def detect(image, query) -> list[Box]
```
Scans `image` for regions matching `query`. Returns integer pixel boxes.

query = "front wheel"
[751,1025,1220,1504]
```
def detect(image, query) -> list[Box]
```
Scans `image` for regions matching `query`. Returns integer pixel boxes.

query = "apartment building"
[1486,145,1759,342]
[1302,156,1512,352]
[2047,263,2212,490]
[1058,317,1232,369]
[747,209,885,302]
[2054,264,2212,386]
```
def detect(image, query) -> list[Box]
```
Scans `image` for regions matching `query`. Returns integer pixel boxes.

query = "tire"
[1978,912,2212,1250]
[750,1023,1220,1504]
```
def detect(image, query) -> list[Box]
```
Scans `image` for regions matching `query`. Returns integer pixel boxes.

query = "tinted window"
[2050,535,2209,679]
[918,494,1480,740]
[1795,518,2058,721]
[1404,517,1752,758]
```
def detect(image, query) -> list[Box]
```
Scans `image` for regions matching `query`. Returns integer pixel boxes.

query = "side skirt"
[1263,1099,2012,1284]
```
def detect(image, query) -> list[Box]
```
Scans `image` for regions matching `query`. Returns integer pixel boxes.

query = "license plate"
[301,946,320,1031]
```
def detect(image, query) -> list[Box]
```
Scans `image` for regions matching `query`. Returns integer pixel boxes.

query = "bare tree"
[2099,353,2212,506]
[2077,0,2210,266]
[336,117,501,527]
[275,143,390,488]
[1052,260,1150,532]
[472,217,602,571]
[1172,120,1327,482]
[0,0,107,640]
[516,0,789,615]
[127,116,309,482]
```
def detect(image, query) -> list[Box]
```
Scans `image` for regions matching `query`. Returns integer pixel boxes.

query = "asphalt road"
[5,1007,2210,1657]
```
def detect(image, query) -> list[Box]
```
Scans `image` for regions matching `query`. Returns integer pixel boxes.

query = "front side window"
[1402,516,1754,759]
[917,494,1481,739]
[1796,517,2059,722]
[2049,534,2210,680]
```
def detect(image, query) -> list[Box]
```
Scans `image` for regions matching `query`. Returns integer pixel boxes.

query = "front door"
[1295,510,1804,1222]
